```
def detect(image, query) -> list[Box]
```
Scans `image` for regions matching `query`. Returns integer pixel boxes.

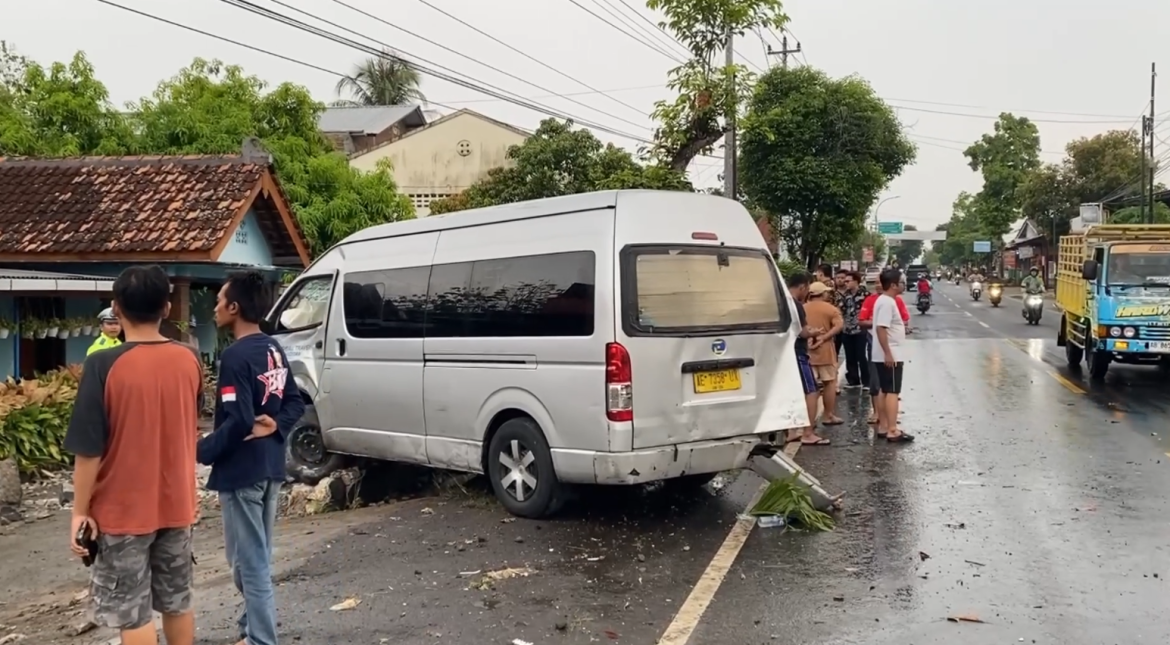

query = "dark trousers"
[842,333,869,386]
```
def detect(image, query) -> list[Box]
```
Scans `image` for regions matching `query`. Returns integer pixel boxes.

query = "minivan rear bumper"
[551,434,783,485]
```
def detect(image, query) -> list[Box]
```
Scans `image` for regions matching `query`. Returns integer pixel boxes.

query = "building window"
[408,193,448,211]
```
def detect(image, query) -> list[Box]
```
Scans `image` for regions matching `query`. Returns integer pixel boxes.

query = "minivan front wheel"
[487,417,564,518]
[286,405,348,485]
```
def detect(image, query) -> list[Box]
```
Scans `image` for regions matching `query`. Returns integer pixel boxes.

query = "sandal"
[822,418,845,426]
[886,433,915,443]
[801,437,831,446]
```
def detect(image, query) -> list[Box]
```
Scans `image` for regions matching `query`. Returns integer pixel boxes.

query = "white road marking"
[655,443,800,645]
[978,321,990,328]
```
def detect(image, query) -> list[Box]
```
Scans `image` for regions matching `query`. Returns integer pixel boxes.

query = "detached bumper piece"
[748,445,843,512]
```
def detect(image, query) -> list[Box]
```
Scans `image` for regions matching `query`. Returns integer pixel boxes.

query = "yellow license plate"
[693,369,742,393]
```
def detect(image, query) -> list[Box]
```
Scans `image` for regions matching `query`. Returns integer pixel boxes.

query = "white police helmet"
[98,307,117,322]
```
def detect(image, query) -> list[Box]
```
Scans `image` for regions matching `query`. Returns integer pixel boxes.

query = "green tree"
[334,50,425,106]
[428,119,691,214]
[739,66,915,268]
[824,228,886,267]
[645,0,786,172]
[0,43,134,156]
[891,224,924,267]
[1112,202,1170,223]
[1019,130,1155,241]
[963,113,1041,244]
[935,192,987,267]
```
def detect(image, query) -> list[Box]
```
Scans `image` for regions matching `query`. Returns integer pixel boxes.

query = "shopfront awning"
[0,268,115,292]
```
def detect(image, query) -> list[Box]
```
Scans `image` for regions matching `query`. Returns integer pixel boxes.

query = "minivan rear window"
[621,245,790,335]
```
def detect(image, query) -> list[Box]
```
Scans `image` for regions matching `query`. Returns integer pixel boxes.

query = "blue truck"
[1056,224,1170,379]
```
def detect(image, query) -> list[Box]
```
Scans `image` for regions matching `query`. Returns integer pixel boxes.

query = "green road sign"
[877,221,904,235]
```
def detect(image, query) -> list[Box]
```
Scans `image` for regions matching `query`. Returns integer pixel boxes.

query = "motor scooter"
[988,284,1003,307]
[1023,294,1044,325]
[916,291,931,314]
[970,281,982,301]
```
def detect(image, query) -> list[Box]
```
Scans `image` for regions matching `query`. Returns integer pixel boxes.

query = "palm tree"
[334,50,426,106]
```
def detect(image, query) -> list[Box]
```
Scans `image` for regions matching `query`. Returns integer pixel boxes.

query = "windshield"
[1107,244,1170,286]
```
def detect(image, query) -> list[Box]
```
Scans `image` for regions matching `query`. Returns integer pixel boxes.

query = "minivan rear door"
[618,244,807,449]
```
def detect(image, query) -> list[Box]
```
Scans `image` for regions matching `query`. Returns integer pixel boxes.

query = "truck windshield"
[1107,244,1170,286]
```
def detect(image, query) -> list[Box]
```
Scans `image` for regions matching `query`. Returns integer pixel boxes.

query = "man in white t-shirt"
[870,268,914,443]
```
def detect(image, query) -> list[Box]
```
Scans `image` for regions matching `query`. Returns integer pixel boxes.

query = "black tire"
[992,301,999,307]
[1086,335,1110,380]
[487,417,564,519]
[1065,336,1084,367]
[285,405,348,485]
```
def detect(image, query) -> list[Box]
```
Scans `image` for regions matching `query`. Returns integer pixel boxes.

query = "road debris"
[918,551,931,561]
[330,597,361,611]
[946,614,985,624]
[469,566,536,591]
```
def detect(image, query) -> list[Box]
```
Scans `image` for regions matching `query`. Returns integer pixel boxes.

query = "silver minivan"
[270,190,808,517]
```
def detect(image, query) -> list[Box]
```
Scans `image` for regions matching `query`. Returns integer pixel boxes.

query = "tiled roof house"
[0,141,311,376]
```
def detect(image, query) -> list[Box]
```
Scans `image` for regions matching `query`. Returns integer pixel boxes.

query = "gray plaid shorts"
[91,527,194,630]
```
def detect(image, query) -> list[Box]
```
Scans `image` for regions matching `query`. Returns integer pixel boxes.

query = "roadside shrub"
[775,258,807,280]
[0,366,80,474]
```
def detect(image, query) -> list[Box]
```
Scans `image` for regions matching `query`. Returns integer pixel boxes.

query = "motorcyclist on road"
[916,275,932,303]
[1021,267,1044,295]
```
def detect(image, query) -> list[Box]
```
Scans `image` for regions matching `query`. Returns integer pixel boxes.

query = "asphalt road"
[187,285,1170,645]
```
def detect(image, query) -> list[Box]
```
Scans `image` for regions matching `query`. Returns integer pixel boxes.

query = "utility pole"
[1149,62,1157,224]
[723,25,737,198]
[766,35,802,69]
[1141,114,1148,222]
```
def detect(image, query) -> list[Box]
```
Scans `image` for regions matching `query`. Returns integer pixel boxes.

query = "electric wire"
[612,0,692,56]
[314,0,653,131]
[593,0,690,61]
[411,0,656,118]
[564,0,681,63]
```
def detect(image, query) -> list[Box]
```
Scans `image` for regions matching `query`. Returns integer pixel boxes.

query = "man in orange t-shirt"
[64,266,203,645]
[804,282,845,426]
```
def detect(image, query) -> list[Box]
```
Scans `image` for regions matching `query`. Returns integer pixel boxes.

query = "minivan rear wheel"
[487,417,564,518]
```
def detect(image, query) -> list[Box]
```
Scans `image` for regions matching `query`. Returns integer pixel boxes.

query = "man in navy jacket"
[198,271,304,645]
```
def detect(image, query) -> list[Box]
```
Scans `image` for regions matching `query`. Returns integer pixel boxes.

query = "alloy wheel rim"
[498,439,538,503]
[292,425,327,465]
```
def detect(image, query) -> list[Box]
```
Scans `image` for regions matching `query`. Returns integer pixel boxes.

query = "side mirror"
[1081,260,1098,281]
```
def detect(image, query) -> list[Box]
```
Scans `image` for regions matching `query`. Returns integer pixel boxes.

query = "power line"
[221,0,654,141]
[593,0,690,61]
[411,0,650,119]
[612,0,691,56]
[314,0,652,131]
[564,0,681,63]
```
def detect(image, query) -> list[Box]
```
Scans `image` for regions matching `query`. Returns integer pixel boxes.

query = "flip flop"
[822,419,845,426]
[801,437,831,446]
[886,433,915,443]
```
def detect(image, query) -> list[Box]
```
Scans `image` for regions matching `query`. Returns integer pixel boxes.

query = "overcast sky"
[7,0,1169,231]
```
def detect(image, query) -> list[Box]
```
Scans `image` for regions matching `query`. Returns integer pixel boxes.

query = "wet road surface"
[188,288,1170,644]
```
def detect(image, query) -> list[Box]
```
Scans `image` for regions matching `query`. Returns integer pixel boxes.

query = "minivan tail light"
[691,232,718,240]
[605,342,633,422]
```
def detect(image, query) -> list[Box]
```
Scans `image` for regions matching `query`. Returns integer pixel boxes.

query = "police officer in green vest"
[86,308,123,356]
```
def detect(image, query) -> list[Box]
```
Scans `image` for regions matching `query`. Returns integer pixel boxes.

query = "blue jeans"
[220,479,281,645]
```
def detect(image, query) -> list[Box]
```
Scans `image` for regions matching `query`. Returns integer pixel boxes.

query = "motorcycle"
[988,284,1003,307]
[970,281,982,301]
[916,292,931,314]
[1023,294,1044,325]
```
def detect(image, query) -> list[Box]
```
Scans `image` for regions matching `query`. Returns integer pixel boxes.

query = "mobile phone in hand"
[77,525,98,567]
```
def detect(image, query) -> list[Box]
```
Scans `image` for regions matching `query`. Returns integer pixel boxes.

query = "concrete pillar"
[168,278,192,342]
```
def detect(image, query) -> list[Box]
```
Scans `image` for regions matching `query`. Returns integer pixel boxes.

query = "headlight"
[1123,327,1137,338]
[1025,296,1042,304]
[1109,326,1122,337]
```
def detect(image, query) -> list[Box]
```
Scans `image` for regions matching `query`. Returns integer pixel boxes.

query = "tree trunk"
[668,129,728,174]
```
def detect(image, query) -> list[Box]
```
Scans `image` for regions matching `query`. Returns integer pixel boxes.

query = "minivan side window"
[343,267,431,339]
[426,251,596,338]
[272,275,334,333]
[621,245,790,335]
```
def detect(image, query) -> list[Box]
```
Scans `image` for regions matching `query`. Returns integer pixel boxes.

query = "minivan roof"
[340,190,628,246]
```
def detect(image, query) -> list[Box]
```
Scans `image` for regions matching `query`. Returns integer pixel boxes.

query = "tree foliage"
[962,113,1041,245]
[934,192,990,268]
[0,44,413,256]
[334,49,425,106]
[1113,202,1170,224]
[1018,129,1157,240]
[428,119,691,215]
[890,225,924,267]
[645,0,786,172]
[824,228,886,267]
[739,66,915,268]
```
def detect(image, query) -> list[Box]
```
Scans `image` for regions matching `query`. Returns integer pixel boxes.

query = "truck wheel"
[1085,336,1110,380]
[286,405,348,485]
[1065,337,1083,367]
[487,417,565,519]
